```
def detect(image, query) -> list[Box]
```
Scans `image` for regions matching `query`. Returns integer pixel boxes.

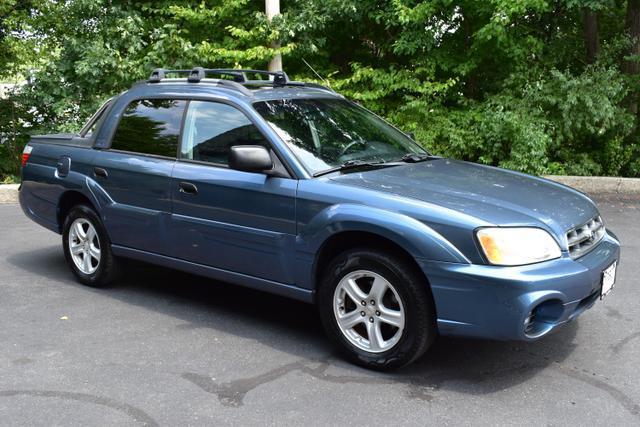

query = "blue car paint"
[20,142,97,232]
[19,79,620,342]
[329,159,599,239]
[170,163,298,284]
[92,152,176,256]
[422,232,619,340]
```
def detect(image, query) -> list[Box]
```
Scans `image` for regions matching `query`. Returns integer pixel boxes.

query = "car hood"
[328,159,598,238]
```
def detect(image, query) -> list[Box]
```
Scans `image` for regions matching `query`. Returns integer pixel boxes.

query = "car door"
[92,98,185,255]
[170,100,297,284]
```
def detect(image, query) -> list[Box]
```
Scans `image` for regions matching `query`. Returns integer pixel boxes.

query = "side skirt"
[111,244,314,303]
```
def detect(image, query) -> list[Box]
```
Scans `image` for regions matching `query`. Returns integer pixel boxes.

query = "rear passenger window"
[180,101,270,165]
[111,99,186,157]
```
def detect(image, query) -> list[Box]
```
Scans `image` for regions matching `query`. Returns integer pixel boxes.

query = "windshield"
[253,98,427,175]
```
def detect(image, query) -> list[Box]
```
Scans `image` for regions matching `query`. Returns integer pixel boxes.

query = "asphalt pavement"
[0,194,639,426]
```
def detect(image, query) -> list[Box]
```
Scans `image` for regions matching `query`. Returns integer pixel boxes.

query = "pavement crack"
[604,306,632,322]
[182,358,436,407]
[552,366,640,418]
[11,357,34,365]
[522,350,639,418]
[612,331,640,354]
[0,389,158,426]
[182,361,308,407]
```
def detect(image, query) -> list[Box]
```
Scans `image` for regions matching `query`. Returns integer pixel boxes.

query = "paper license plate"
[601,261,617,299]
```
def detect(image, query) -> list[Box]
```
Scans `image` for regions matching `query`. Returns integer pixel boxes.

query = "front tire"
[62,204,120,287]
[318,248,436,370]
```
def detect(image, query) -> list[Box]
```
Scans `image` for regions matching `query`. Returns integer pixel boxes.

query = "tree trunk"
[462,10,478,99]
[625,0,640,114]
[625,0,640,74]
[265,0,282,72]
[583,7,599,64]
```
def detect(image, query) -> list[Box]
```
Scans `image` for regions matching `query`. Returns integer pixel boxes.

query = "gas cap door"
[55,156,71,178]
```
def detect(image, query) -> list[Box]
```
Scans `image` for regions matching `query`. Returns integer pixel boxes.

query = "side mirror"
[406,131,415,140]
[229,145,273,173]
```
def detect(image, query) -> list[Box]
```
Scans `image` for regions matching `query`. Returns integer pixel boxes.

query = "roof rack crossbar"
[147,67,253,96]
[202,69,291,86]
[149,67,289,84]
[147,67,333,93]
[148,69,192,82]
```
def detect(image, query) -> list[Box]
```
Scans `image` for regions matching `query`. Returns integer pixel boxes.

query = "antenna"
[301,58,331,88]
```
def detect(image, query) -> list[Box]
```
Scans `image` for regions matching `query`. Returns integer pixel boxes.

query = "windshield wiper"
[313,154,439,177]
[312,159,398,177]
[399,153,440,163]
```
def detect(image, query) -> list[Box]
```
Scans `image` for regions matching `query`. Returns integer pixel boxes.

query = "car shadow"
[6,245,581,400]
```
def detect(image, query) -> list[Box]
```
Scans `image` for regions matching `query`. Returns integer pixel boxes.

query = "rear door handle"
[93,167,108,178]
[179,181,198,195]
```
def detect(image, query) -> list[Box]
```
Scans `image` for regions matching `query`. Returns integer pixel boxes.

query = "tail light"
[21,145,33,167]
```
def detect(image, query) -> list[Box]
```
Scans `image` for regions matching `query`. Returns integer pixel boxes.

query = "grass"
[1,175,19,184]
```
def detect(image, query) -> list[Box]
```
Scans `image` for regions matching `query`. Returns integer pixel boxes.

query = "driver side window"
[180,101,270,166]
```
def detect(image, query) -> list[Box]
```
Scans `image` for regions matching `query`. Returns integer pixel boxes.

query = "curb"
[0,184,19,204]
[543,175,640,195]
[1,175,639,204]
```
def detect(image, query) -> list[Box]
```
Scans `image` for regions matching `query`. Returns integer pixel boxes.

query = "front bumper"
[420,231,620,341]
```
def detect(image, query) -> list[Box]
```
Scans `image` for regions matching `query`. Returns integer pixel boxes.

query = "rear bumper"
[421,231,620,341]
[19,184,60,233]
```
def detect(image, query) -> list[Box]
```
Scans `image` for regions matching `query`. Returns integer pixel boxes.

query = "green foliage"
[0,95,30,181]
[1,0,640,181]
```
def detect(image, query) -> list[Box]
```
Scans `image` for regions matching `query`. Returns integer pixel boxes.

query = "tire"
[317,248,437,370]
[62,204,120,287]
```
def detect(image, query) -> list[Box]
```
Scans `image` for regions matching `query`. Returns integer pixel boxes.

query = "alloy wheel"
[68,218,101,275]
[333,270,405,353]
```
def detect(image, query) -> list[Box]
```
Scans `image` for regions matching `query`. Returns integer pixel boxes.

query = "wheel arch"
[300,203,469,300]
[313,228,440,368]
[57,190,99,233]
[313,230,430,294]
[299,203,469,287]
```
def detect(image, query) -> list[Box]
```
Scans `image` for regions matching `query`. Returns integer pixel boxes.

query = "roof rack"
[149,67,290,85]
[147,66,334,94]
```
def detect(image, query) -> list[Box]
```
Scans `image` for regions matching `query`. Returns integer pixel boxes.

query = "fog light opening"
[523,299,563,339]
[524,311,536,335]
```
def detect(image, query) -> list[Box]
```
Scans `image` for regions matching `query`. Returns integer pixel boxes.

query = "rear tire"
[317,248,437,370]
[62,204,120,287]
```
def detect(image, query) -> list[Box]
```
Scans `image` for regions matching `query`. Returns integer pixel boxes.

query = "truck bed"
[20,133,98,233]
[30,133,93,148]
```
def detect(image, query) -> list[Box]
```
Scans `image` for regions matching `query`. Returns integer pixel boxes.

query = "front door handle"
[94,167,108,178]
[179,181,198,195]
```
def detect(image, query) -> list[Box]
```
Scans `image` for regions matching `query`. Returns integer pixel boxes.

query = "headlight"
[476,227,561,266]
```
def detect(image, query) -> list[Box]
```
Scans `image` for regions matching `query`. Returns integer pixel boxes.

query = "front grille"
[566,215,605,259]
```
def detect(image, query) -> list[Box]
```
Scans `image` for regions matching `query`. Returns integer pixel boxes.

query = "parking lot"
[0,194,638,426]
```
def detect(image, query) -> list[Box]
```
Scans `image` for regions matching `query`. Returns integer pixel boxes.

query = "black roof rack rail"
[188,66,205,82]
[148,67,253,96]
[147,67,333,93]
[202,68,290,86]
[149,67,289,84]
[148,68,168,82]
